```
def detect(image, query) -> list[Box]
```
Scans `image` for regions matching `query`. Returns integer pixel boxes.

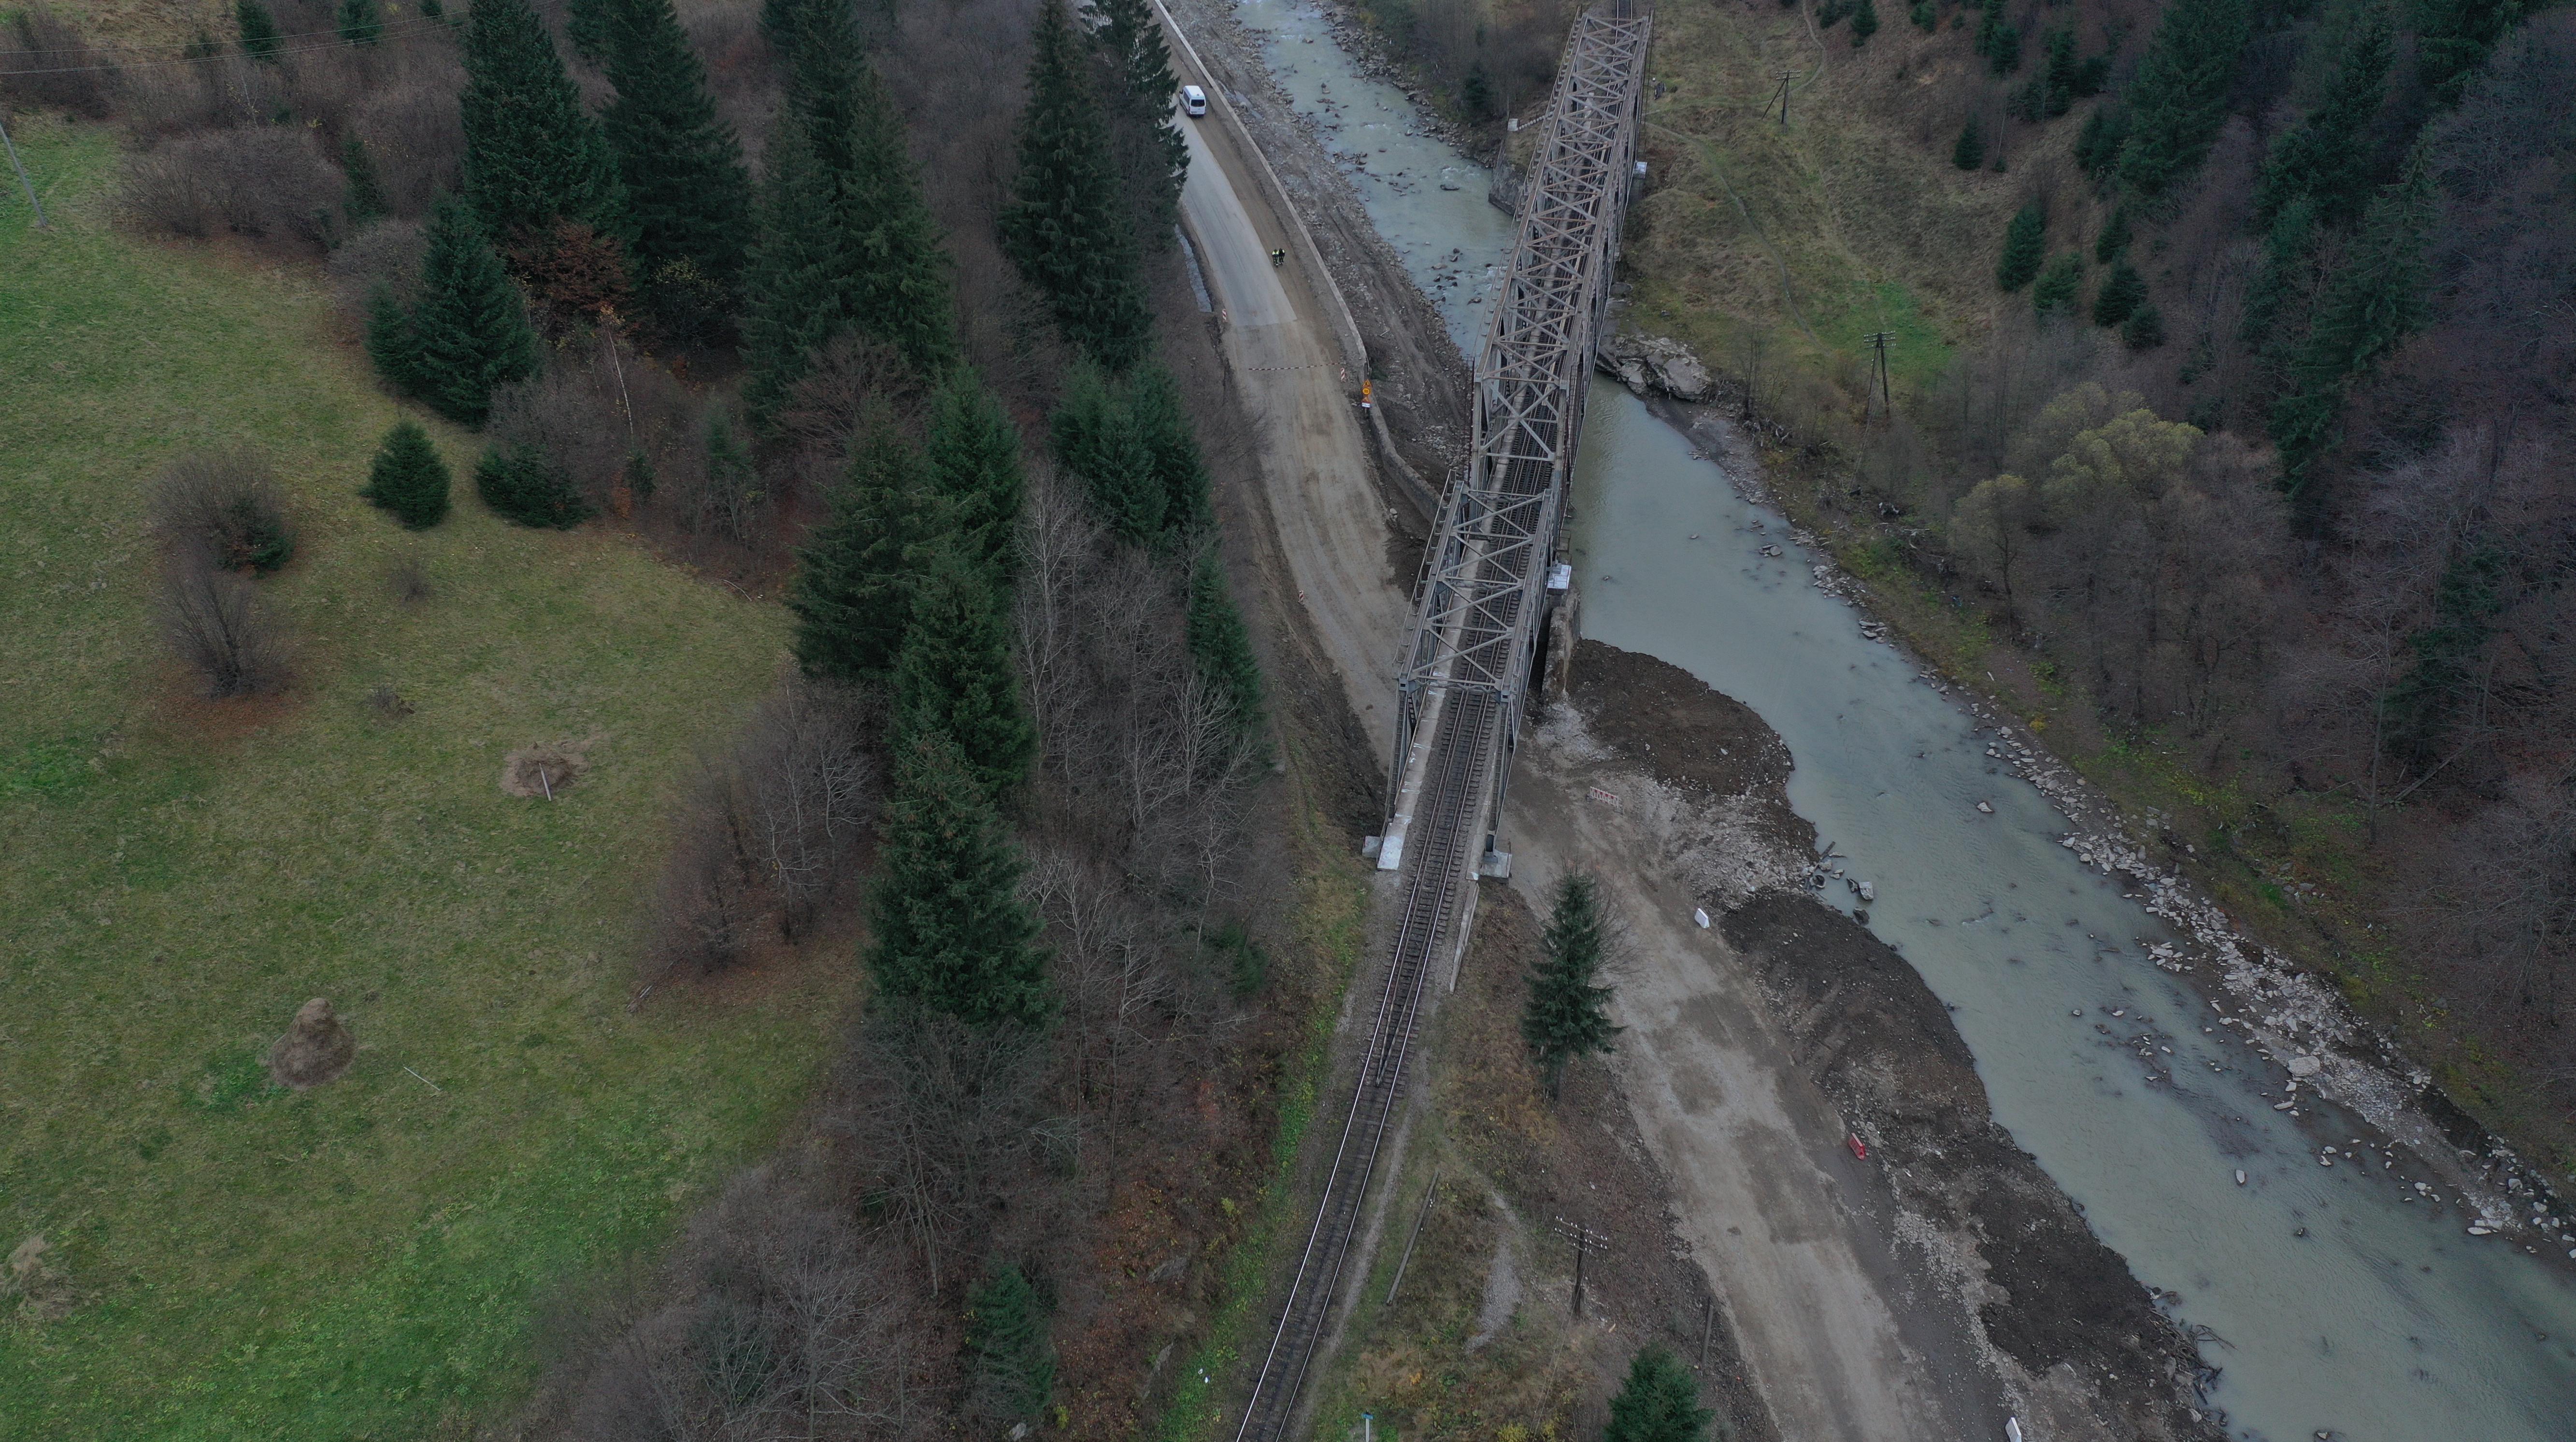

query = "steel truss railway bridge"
[1230,6,1652,1438]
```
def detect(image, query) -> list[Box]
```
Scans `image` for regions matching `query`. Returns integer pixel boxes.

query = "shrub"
[162,552,288,698]
[475,442,594,528]
[153,450,295,573]
[1,8,121,117]
[362,420,452,528]
[122,128,343,253]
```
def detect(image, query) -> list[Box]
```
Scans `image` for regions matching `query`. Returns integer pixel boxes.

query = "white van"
[1180,84,1208,117]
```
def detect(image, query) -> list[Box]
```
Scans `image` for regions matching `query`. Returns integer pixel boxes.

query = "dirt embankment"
[1562,640,2222,1442]
[1165,0,1474,515]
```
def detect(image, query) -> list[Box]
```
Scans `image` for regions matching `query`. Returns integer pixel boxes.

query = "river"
[1222,0,2576,1437]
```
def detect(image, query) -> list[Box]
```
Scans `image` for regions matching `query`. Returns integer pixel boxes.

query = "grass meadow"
[0,115,852,1438]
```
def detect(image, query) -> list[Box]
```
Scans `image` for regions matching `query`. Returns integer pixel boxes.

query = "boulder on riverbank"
[1598,329,1714,401]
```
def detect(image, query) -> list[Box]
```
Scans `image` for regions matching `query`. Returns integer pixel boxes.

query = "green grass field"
[0,116,851,1439]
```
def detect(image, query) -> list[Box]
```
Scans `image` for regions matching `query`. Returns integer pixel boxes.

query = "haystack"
[500,742,588,798]
[267,997,357,1089]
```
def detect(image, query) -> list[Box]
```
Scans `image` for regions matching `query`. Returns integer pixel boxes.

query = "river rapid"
[1218,0,2576,1437]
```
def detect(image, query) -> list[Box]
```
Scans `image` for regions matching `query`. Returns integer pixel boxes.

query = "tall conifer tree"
[1127,363,1212,532]
[893,549,1037,800]
[1049,362,1162,541]
[868,729,1050,1028]
[1187,553,1263,736]
[2268,145,2435,507]
[926,372,1028,582]
[1522,873,1619,1099]
[1995,202,2046,291]
[596,0,753,310]
[1603,1345,1713,1442]
[409,195,540,426]
[1000,0,1154,369]
[2114,0,2252,198]
[235,0,282,61]
[337,0,383,46]
[459,0,623,242]
[2251,5,2393,227]
[789,419,939,680]
[742,109,850,428]
[2413,0,2519,102]
[765,0,958,375]
[1095,0,1189,235]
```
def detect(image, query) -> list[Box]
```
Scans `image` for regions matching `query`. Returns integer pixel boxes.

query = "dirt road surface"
[1170,58,1413,762]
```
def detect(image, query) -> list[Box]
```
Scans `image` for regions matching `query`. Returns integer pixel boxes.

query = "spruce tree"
[894,549,1036,800]
[770,0,959,376]
[409,196,540,426]
[2251,4,2393,228]
[2041,28,2077,114]
[742,109,850,428]
[926,371,1028,582]
[789,419,938,681]
[1995,202,2046,291]
[2074,103,2130,183]
[1851,0,1879,46]
[236,0,282,61]
[459,0,623,242]
[2268,145,2434,506]
[2092,261,2147,326]
[1603,1344,1714,1442]
[2093,204,2131,263]
[1522,873,1619,1099]
[1127,363,1212,532]
[475,442,593,527]
[1974,0,2020,73]
[2121,301,2167,350]
[2238,194,2318,353]
[2031,252,2085,316]
[1096,0,1190,235]
[1952,115,1986,171]
[2413,0,2519,103]
[565,0,611,62]
[1000,0,1155,370]
[2113,0,2252,198]
[1188,552,1264,736]
[336,0,383,46]
[868,728,1050,1028]
[965,1261,1056,1421]
[363,420,453,528]
[1050,362,1163,541]
[364,284,424,397]
[596,0,753,314]
[341,135,389,228]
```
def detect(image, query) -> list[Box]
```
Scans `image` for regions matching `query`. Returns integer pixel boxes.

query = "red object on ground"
[1847,1134,1868,1160]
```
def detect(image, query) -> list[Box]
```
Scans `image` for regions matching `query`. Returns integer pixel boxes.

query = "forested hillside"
[1,0,1346,1434]
[1342,0,2571,1155]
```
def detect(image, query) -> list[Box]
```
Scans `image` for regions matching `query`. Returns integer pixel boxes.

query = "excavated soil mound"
[267,997,357,1089]
[501,742,587,798]
[6,1234,76,1321]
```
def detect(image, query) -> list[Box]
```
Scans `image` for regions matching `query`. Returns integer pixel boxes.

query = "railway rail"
[1227,6,1650,1439]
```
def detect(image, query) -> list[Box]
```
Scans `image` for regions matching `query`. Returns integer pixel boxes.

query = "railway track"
[1226,7,1648,1438]
[1233,689,1499,1442]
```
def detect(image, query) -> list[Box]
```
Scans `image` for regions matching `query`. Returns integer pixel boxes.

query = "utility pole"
[0,110,48,230]
[1775,71,1793,128]
[1863,331,1895,421]
[1550,1215,1609,1318]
